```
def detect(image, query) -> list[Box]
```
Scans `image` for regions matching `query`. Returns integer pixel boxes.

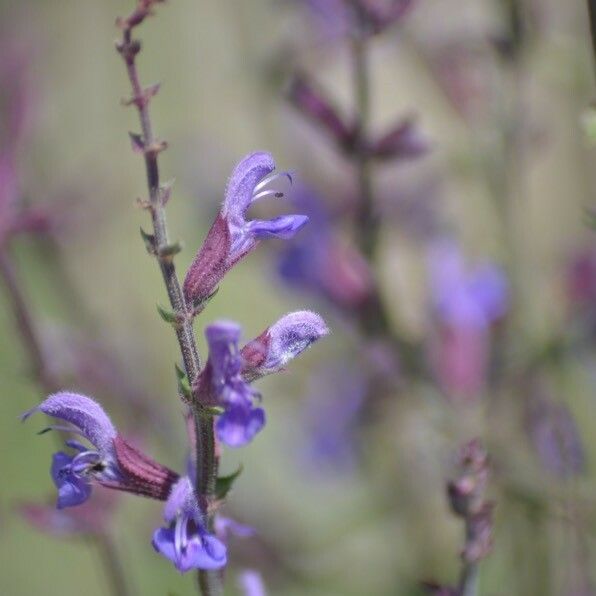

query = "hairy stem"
[0,250,131,596]
[116,4,220,594]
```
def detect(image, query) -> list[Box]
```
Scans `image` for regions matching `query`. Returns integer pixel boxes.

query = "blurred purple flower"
[297,0,416,38]
[277,184,373,310]
[23,392,179,508]
[428,241,508,399]
[196,312,328,447]
[152,476,227,573]
[238,569,267,596]
[215,517,255,541]
[183,152,308,307]
[429,241,508,329]
[18,487,118,537]
[303,363,366,470]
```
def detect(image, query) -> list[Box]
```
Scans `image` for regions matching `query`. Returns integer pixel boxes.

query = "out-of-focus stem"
[94,532,132,596]
[351,28,377,259]
[0,249,131,596]
[116,4,220,594]
[0,250,53,390]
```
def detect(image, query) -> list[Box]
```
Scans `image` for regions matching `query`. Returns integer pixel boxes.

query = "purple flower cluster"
[24,152,328,574]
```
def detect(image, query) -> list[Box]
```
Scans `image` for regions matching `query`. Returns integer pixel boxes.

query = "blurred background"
[1,0,596,594]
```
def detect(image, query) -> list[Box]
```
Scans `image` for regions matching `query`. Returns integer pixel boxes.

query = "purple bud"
[241,311,329,379]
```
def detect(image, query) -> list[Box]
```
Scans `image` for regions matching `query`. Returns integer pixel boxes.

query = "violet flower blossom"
[23,392,226,572]
[152,476,227,572]
[183,152,308,307]
[428,241,508,399]
[195,311,329,447]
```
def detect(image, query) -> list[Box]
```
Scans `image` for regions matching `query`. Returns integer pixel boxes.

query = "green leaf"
[156,303,179,324]
[175,365,193,401]
[215,464,243,500]
[140,227,156,253]
[174,362,187,381]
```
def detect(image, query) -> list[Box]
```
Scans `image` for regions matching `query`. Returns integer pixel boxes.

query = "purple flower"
[152,476,227,573]
[238,570,267,596]
[196,311,328,447]
[183,152,308,307]
[198,321,264,447]
[428,240,508,330]
[427,241,508,399]
[302,363,366,470]
[23,392,179,508]
[241,310,330,379]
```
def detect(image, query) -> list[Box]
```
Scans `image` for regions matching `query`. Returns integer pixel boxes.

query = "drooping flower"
[152,476,227,573]
[427,241,508,399]
[195,311,329,447]
[183,152,308,307]
[23,392,179,508]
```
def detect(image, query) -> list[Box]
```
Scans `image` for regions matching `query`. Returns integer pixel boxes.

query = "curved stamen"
[174,514,186,567]
[252,170,293,194]
[251,189,285,202]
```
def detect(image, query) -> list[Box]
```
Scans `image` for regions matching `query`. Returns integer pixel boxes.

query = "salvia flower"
[183,152,308,307]
[197,311,328,447]
[23,392,179,508]
[152,476,227,573]
[23,392,226,572]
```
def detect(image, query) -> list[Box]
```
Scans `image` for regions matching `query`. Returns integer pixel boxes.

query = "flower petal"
[23,392,117,452]
[223,152,276,220]
[216,405,265,448]
[51,452,92,509]
[246,214,309,240]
